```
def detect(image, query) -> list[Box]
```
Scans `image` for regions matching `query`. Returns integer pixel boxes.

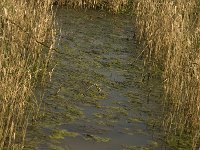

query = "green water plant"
[49,129,79,140]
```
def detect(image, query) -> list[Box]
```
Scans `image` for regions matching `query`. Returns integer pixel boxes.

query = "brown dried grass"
[56,0,129,12]
[0,0,55,149]
[135,0,200,149]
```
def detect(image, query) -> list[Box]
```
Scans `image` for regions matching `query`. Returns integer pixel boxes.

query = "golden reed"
[135,0,200,149]
[0,0,55,149]
[55,0,129,12]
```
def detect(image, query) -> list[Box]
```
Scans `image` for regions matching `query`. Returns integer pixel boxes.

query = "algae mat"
[25,7,168,150]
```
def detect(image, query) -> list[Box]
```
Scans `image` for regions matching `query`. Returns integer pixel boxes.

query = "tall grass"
[0,0,55,149]
[1,0,198,149]
[56,0,130,12]
[134,0,200,149]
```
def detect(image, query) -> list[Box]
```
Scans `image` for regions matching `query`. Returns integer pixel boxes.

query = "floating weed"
[94,113,103,119]
[83,134,111,143]
[139,107,151,114]
[65,105,83,117]
[64,113,79,122]
[96,120,107,126]
[107,58,122,67]
[122,128,134,136]
[127,146,149,150]
[123,145,151,150]
[147,140,159,148]
[146,118,158,127]
[128,118,143,123]
[126,91,140,99]
[48,144,65,150]
[49,129,79,140]
[122,145,137,150]
[134,129,146,135]
[95,106,128,122]
[109,106,128,116]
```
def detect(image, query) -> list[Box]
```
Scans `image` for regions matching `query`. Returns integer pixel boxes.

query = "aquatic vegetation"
[94,106,128,122]
[65,105,83,117]
[48,144,65,150]
[128,118,142,123]
[126,92,140,100]
[83,134,110,142]
[147,140,159,148]
[123,145,137,150]
[49,129,79,140]
[122,145,150,150]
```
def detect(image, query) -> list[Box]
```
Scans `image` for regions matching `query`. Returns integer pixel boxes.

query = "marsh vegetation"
[135,0,200,149]
[0,0,55,149]
[0,0,199,150]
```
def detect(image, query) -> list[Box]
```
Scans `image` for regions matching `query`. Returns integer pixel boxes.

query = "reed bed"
[56,0,130,12]
[0,0,55,149]
[135,0,200,149]
[1,0,198,149]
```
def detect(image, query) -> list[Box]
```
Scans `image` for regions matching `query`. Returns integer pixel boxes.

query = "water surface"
[25,7,167,150]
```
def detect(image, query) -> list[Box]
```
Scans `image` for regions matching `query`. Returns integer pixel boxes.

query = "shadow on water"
[25,7,171,150]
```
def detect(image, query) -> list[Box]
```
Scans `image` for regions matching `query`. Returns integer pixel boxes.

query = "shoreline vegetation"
[0,0,55,149]
[0,0,199,149]
[135,0,200,149]
[54,0,133,13]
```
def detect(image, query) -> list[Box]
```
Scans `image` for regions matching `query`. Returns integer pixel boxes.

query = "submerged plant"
[49,129,79,140]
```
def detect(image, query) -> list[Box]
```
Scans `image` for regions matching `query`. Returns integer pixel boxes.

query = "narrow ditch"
[25,7,168,150]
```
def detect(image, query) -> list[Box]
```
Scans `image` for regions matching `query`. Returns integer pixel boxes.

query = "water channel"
[25,7,168,150]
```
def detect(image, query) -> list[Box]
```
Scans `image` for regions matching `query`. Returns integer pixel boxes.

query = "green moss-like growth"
[128,118,143,123]
[147,140,159,148]
[48,144,65,150]
[49,129,79,140]
[83,134,111,142]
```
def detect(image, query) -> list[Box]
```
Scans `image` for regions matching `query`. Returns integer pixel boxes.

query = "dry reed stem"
[55,0,129,13]
[135,0,200,149]
[0,0,55,149]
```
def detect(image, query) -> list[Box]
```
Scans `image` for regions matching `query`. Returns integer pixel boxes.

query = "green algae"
[94,106,128,122]
[128,118,143,123]
[65,105,83,116]
[123,145,137,150]
[147,140,159,148]
[83,134,111,142]
[48,144,65,150]
[49,129,79,140]
[123,145,151,150]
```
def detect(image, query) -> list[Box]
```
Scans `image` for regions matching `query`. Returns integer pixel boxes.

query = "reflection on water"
[25,7,168,150]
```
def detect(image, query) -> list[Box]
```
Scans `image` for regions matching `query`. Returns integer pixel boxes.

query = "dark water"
[25,7,169,150]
